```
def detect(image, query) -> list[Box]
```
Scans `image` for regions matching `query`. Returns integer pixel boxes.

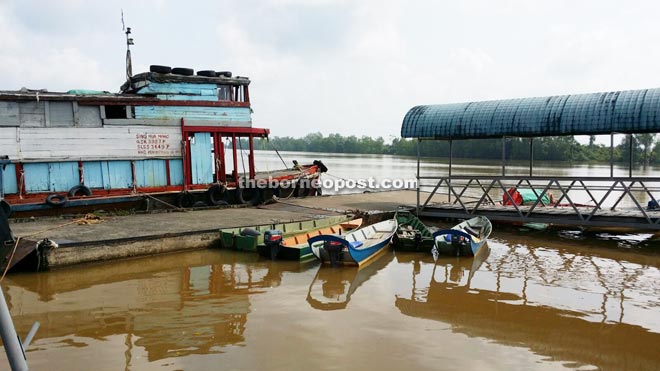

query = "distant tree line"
[258,132,660,165]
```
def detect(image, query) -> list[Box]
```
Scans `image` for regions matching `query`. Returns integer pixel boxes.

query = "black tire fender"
[68,184,92,197]
[150,65,172,74]
[207,184,229,206]
[0,200,12,217]
[216,71,232,78]
[172,67,194,76]
[45,194,67,207]
[176,191,195,208]
[240,187,261,206]
[197,70,216,77]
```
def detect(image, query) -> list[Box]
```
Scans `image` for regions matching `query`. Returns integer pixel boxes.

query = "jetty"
[402,87,660,232]
[7,190,433,270]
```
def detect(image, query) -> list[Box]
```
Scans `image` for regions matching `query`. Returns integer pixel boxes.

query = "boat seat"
[350,241,363,249]
[463,226,480,238]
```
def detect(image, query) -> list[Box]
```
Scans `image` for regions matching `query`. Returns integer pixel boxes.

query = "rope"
[0,215,100,281]
[238,137,247,178]
[325,172,350,182]
[268,139,289,169]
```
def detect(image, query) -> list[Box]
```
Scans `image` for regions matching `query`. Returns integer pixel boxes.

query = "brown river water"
[2,152,660,370]
[1,223,660,371]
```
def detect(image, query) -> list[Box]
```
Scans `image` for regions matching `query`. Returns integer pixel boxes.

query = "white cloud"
[2,0,660,138]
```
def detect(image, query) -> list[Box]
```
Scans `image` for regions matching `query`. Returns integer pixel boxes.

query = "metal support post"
[529,138,533,177]
[501,137,506,176]
[0,285,29,371]
[610,133,614,178]
[628,134,633,178]
[448,139,453,203]
[416,139,420,214]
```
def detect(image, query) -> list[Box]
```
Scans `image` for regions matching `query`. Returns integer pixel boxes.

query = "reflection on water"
[2,251,315,370]
[395,238,660,371]
[1,234,660,370]
[306,253,393,311]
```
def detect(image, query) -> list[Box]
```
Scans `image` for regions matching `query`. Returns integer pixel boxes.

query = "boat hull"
[309,219,397,267]
[432,216,492,257]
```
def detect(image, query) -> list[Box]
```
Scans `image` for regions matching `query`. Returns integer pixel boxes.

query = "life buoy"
[207,184,229,206]
[45,194,67,207]
[176,191,195,208]
[68,184,92,197]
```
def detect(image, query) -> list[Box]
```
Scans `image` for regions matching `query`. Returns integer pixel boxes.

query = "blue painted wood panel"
[107,161,133,189]
[134,159,168,187]
[169,159,184,186]
[24,163,50,192]
[48,162,79,192]
[83,161,105,189]
[156,94,218,101]
[1,163,17,195]
[137,83,218,96]
[190,133,213,184]
[134,106,251,122]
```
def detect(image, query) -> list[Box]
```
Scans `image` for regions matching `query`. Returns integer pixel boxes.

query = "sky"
[1,0,660,141]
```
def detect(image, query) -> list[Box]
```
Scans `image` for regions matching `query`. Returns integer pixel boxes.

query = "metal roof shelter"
[401,88,660,139]
[401,88,660,231]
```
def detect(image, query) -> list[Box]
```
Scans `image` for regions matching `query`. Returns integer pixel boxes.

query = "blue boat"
[308,219,397,267]
[432,216,492,257]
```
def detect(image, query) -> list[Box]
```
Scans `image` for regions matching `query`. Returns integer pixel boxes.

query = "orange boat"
[257,218,363,260]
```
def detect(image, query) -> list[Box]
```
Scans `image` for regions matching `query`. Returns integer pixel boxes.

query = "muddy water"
[2,225,660,370]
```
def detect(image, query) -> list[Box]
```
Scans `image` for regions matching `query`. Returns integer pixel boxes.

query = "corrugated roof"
[401,88,660,139]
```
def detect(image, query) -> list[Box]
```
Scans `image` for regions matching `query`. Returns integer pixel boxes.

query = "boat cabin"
[0,67,296,213]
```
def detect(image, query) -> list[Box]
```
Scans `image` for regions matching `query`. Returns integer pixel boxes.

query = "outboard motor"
[0,201,14,249]
[323,240,344,267]
[413,230,422,248]
[264,230,283,260]
[450,234,468,256]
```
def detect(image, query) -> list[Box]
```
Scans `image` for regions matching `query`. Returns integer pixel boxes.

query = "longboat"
[256,218,362,261]
[0,65,325,217]
[432,216,492,257]
[308,219,397,267]
[393,210,436,251]
[220,215,352,252]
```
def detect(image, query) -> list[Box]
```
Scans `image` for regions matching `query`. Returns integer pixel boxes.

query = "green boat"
[219,215,352,252]
[393,211,435,252]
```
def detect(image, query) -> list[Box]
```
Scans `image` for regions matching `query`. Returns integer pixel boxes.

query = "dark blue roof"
[401,88,660,139]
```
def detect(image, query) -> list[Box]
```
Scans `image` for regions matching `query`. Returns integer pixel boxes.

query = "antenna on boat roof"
[121,9,134,80]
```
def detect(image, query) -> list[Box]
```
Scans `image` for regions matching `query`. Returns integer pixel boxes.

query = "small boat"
[220,215,352,252]
[0,207,57,273]
[256,218,363,260]
[432,216,492,257]
[308,218,397,267]
[393,210,435,251]
[306,250,393,310]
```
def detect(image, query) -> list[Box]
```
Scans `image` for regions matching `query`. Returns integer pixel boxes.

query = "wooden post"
[218,134,226,182]
[232,133,238,182]
[248,134,255,179]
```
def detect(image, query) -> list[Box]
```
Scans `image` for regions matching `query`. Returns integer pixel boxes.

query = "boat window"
[218,85,231,101]
[105,105,127,119]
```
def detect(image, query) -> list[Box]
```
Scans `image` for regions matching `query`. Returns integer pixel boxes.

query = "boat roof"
[401,87,660,139]
[121,72,250,93]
